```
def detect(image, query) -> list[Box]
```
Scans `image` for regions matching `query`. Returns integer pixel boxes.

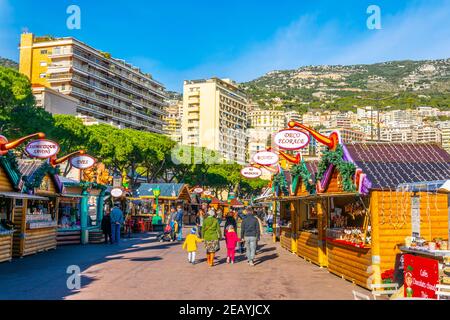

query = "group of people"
[101,203,124,244]
[183,207,262,267]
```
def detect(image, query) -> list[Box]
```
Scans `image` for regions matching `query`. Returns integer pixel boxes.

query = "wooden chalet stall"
[0,153,22,263]
[316,142,450,289]
[135,183,191,224]
[13,160,62,257]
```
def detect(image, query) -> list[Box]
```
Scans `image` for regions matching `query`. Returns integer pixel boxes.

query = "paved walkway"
[0,228,369,299]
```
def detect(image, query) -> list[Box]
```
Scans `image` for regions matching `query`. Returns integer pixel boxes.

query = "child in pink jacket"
[225,225,240,264]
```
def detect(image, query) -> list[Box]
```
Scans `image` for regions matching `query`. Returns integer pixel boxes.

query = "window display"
[26,200,56,229]
[326,197,371,247]
[0,198,14,236]
[300,203,318,234]
[58,200,80,229]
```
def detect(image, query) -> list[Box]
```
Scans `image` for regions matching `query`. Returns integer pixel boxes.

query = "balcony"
[187,113,200,120]
[47,72,72,82]
[188,105,200,112]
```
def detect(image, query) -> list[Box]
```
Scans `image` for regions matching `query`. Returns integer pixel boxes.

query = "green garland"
[316,145,357,192]
[0,151,22,187]
[272,173,289,196]
[24,162,60,190]
[290,161,315,194]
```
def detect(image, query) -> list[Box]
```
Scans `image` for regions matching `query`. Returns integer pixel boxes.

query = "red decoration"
[403,254,439,299]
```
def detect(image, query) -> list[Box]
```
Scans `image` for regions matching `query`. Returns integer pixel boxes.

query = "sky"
[1,0,449,91]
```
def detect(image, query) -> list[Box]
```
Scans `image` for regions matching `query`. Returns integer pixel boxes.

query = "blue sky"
[1,0,449,91]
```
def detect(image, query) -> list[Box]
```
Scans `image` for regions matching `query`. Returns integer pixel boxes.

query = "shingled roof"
[345,142,450,190]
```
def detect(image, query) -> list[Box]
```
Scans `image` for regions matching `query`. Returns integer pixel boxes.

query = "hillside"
[242,59,450,112]
[0,57,18,69]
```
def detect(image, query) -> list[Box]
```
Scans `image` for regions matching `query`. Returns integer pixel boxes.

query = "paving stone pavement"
[0,227,369,300]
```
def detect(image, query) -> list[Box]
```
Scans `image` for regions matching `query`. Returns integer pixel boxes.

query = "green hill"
[0,57,18,69]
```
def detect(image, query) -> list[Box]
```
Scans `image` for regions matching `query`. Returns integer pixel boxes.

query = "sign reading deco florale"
[25,139,60,159]
[274,129,310,150]
[70,155,96,170]
[193,187,204,194]
[253,151,279,166]
[240,166,262,179]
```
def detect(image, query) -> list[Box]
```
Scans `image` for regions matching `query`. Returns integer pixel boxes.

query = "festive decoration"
[316,145,357,192]
[0,151,22,187]
[290,160,315,194]
[23,161,60,191]
[272,172,289,196]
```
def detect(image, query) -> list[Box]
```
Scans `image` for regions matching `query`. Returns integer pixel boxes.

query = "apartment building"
[413,126,442,144]
[182,78,248,164]
[440,124,450,154]
[163,101,183,143]
[248,108,286,131]
[19,33,167,133]
[32,85,78,115]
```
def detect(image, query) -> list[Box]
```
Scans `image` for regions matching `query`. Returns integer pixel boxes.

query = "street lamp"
[153,185,161,217]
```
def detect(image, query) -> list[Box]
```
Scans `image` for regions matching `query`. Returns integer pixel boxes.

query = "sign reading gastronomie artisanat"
[70,154,96,169]
[110,188,123,198]
[253,151,279,166]
[274,129,310,150]
[193,187,204,194]
[240,166,262,179]
[25,139,60,158]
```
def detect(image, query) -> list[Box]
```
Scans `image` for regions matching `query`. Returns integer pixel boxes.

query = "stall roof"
[135,183,191,201]
[254,187,274,202]
[0,191,49,200]
[397,180,450,193]
[345,142,450,190]
[17,159,63,193]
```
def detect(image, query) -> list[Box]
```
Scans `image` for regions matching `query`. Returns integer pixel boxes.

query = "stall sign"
[110,188,123,198]
[203,190,212,196]
[411,196,421,238]
[70,155,96,169]
[25,139,60,159]
[240,166,262,179]
[253,151,279,166]
[274,129,310,150]
[404,254,439,299]
[193,187,204,194]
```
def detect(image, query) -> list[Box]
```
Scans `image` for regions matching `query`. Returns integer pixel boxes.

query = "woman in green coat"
[202,209,222,266]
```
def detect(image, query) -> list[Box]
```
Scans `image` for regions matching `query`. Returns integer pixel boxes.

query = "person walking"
[182,227,203,265]
[224,211,237,237]
[224,225,240,264]
[266,211,274,233]
[175,205,184,241]
[202,208,221,267]
[195,209,204,238]
[241,209,260,266]
[101,211,112,244]
[110,204,124,244]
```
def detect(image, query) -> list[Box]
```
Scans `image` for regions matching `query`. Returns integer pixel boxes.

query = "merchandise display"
[326,226,371,247]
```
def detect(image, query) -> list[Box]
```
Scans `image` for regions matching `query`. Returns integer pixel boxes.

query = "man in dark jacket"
[101,212,112,244]
[175,205,184,241]
[241,209,260,266]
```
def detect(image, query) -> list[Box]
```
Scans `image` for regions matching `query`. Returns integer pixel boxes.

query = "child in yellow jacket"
[182,227,203,265]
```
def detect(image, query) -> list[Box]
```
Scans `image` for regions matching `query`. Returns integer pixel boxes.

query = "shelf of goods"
[296,230,320,266]
[280,226,292,251]
[326,228,372,289]
[0,226,13,263]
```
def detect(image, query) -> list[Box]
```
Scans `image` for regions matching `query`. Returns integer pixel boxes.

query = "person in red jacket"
[225,225,240,264]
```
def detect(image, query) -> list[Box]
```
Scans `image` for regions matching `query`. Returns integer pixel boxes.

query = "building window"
[40,61,47,67]
[40,49,48,54]
[39,73,46,78]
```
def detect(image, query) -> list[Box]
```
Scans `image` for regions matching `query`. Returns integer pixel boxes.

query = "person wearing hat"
[202,208,222,266]
[182,227,203,265]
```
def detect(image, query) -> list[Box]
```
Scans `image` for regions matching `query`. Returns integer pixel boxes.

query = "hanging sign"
[240,166,262,179]
[411,196,421,238]
[25,139,60,159]
[110,188,123,198]
[253,151,279,166]
[203,190,212,196]
[70,154,96,169]
[274,129,310,150]
[404,254,439,299]
[193,187,204,194]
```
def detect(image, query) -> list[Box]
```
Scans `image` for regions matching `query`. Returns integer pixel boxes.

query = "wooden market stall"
[315,142,450,289]
[12,159,63,257]
[135,183,191,226]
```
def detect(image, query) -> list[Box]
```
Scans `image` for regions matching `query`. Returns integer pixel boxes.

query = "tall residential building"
[248,108,286,131]
[182,78,248,164]
[440,124,450,154]
[163,100,183,143]
[19,33,167,133]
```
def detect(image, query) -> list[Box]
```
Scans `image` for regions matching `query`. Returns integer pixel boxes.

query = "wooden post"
[272,200,277,243]
[97,189,106,227]
[317,198,327,267]
[370,191,381,286]
[80,188,89,244]
[290,200,297,253]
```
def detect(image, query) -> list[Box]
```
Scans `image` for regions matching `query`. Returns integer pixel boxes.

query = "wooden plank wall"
[297,231,320,265]
[0,235,12,262]
[327,241,372,288]
[373,191,449,273]
[0,167,14,191]
[12,200,26,257]
[280,228,292,251]
[324,169,343,193]
[23,227,57,256]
